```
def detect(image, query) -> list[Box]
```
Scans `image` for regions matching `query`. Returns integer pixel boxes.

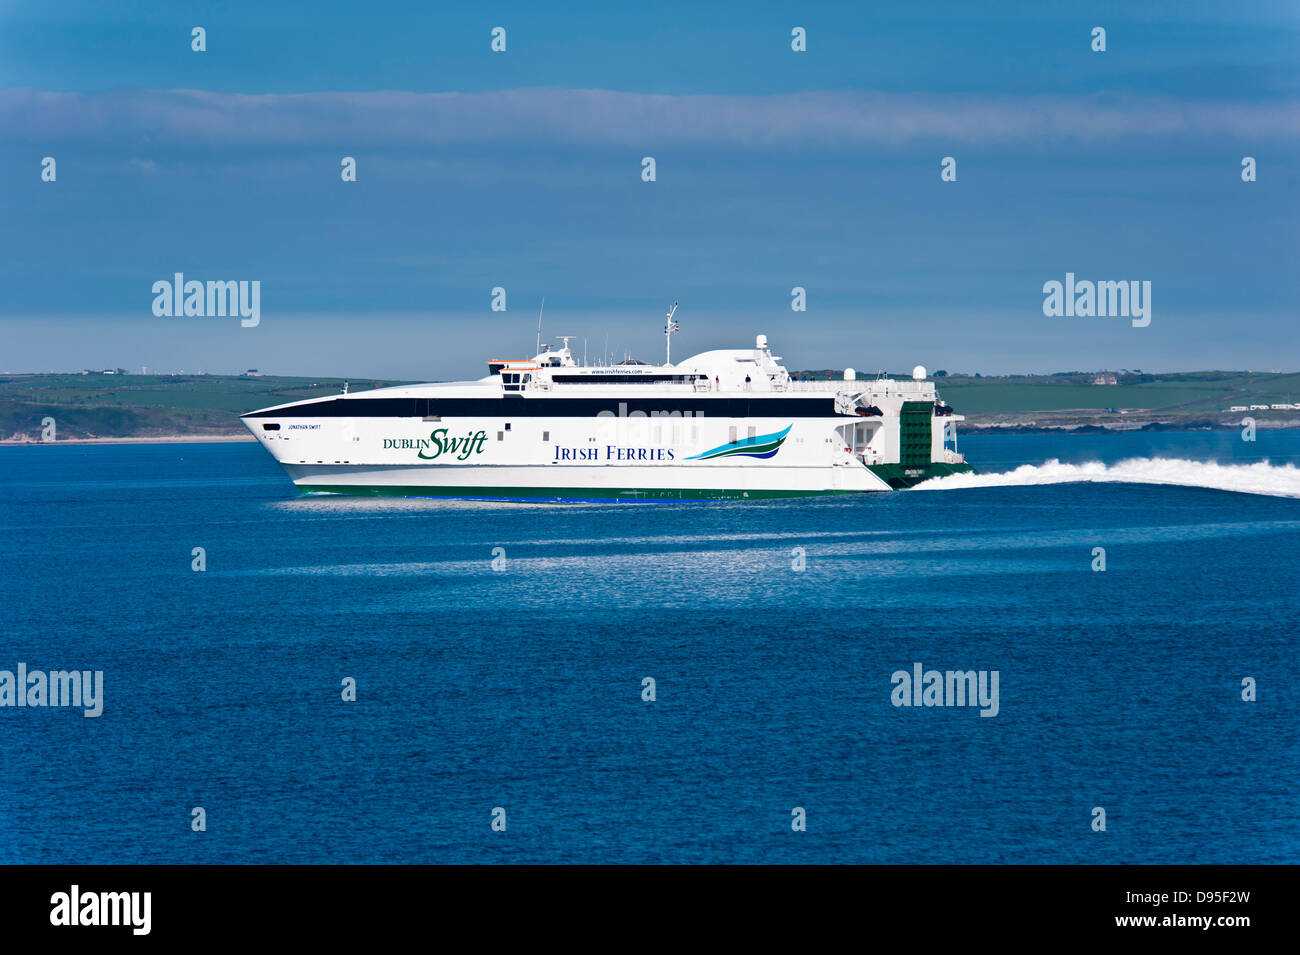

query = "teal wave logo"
[686,424,793,461]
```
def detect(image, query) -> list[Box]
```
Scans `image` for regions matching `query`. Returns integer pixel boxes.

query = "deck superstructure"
[242,329,972,500]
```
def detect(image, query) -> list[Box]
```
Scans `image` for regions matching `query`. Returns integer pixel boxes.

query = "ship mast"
[664,300,679,366]
[535,296,545,354]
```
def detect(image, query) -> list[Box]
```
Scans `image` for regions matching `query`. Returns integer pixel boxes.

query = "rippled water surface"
[1,432,1297,863]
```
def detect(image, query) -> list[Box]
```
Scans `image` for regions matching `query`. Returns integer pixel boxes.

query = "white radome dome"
[912,365,927,381]
[843,367,856,381]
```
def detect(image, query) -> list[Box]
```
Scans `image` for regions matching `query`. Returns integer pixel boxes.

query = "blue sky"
[1,0,1297,378]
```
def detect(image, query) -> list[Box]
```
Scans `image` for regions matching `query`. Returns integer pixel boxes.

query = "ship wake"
[913,457,1300,499]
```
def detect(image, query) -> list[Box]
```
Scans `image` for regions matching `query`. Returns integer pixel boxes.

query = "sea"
[1,430,1297,864]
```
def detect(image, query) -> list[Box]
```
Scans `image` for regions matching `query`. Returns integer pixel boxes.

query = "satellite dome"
[912,365,927,381]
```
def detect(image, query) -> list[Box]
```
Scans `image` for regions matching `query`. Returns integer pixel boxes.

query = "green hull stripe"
[296,484,865,501]
[866,461,974,489]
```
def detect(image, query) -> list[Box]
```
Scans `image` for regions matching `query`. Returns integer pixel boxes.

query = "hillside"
[793,369,1300,431]
[4,369,1299,442]
[0,374,410,441]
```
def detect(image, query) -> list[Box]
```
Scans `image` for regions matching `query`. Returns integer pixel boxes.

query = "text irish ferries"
[241,335,973,501]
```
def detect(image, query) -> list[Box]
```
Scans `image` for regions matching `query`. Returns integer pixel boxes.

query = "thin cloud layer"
[5,86,1297,149]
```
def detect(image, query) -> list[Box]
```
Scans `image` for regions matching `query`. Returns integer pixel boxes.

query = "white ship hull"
[243,332,972,500]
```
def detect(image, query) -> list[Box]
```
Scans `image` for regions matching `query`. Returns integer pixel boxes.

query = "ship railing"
[786,380,940,398]
[786,380,849,392]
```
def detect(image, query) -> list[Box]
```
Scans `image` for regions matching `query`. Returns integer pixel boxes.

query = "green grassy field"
[800,370,1300,416]
[0,374,410,439]
[935,374,1300,414]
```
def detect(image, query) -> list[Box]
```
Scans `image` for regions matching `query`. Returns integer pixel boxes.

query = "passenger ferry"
[242,316,973,500]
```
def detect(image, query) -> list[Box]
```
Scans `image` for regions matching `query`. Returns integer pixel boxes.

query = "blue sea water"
[1,431,1297,864]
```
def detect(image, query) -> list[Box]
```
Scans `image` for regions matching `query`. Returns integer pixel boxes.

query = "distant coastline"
[3,369,1298,443]
[960,419,1300,435]
[1,434,255,446]
[9,422,1293,446]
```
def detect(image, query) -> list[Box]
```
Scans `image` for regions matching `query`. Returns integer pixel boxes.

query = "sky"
[1,0,1297,379]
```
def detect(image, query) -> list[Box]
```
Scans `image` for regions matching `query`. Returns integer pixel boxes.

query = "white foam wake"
[914,457,1300,499]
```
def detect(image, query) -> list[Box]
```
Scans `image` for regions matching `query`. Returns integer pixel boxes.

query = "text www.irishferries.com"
[1114,914,1250,929]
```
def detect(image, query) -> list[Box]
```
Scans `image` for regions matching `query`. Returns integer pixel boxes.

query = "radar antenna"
[664,300,679,366]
